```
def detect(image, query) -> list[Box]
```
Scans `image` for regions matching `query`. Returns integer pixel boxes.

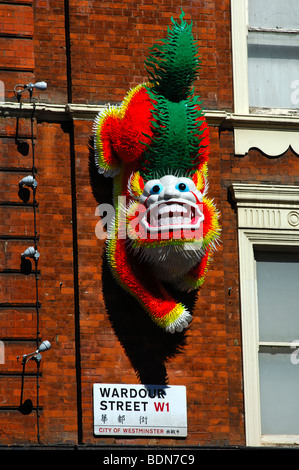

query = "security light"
[31,81,47,91]
[19,175,38,189]
[21,246,40,261]
[21,340,51,364]
[14,81,47,96]
[38,340,51,352]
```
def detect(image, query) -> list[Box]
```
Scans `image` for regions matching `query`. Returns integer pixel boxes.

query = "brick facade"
[2,0,294,449]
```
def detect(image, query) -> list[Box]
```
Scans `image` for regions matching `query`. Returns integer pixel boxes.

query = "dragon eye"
[150,183,163,195]
[176,182,189,192]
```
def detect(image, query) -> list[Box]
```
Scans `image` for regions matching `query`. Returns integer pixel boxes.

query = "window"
[230,183,299,446]
[248,0,299,110]
[231,0,299,113]
[230,0,299,157]
[256,250,299,437]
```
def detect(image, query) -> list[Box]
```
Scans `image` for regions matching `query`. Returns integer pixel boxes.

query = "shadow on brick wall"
[101,251,198,385]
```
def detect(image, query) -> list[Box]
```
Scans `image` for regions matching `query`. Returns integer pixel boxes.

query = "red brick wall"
[70,119,245,446]
[0,116,78,444]
[66,0,232,108]
[0,1,35,100]
[0,0,248,447]
[0,1,232,106]
[33,0,69,103]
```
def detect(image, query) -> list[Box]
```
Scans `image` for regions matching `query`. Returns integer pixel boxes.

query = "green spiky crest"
[140,10,207,181]
[140,90,205,180]
[144,10,201,102]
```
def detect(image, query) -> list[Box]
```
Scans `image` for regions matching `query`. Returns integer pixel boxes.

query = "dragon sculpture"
[93,11,220,334]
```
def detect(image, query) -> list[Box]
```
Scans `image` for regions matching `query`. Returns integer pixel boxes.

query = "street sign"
[93,383,187,437]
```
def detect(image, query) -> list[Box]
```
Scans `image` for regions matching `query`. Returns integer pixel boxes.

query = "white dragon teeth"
[147,203,196,227]
[142,200,204,231]
[158,203,188,215]
[149,215,192,227]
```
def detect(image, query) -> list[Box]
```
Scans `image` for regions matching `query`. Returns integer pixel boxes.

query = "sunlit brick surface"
[1,0,294,448]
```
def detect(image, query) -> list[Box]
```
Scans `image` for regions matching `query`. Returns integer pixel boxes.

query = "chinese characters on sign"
[93,384,187,437]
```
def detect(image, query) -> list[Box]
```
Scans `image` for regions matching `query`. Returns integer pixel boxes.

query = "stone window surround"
[230,183,299,446]
[230,0,299,157]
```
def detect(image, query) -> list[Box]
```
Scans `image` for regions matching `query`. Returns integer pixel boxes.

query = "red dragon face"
[139,175,204,236]
[126,170,218,251]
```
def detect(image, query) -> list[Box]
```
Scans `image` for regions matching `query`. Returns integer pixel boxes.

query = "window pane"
[259,350,299,434]
[255,251,299,342]
[249,0,299,30]
[248,32,299,108]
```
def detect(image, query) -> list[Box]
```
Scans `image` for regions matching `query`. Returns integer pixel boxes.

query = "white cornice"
[1,101,299,156]
[0,101,106,121]
[65,103,106,120]
[230,183,299,230]
[226,112,299,130]
[1,101,299,127]
[230,183,299,207]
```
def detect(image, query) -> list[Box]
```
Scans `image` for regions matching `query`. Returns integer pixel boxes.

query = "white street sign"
[93,383,187,437]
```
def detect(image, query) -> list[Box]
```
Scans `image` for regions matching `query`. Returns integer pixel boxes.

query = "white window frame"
[231,0,249,115]
[230,183,299,446]
[230,0,299,157]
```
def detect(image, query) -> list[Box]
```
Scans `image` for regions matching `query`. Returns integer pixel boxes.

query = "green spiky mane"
[140,10,207,180]
[144,10,201,102]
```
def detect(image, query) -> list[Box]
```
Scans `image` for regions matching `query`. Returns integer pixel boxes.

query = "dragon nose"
[163,187,180,200]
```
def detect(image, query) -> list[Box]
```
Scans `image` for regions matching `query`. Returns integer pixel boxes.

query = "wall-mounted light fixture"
[14,79,48,444]
[21,340,51,365]
[19,175,38,190]
[18,175,38,203]
[14,81,47,97]
[18,340,51,424]
[21,246,40,261]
